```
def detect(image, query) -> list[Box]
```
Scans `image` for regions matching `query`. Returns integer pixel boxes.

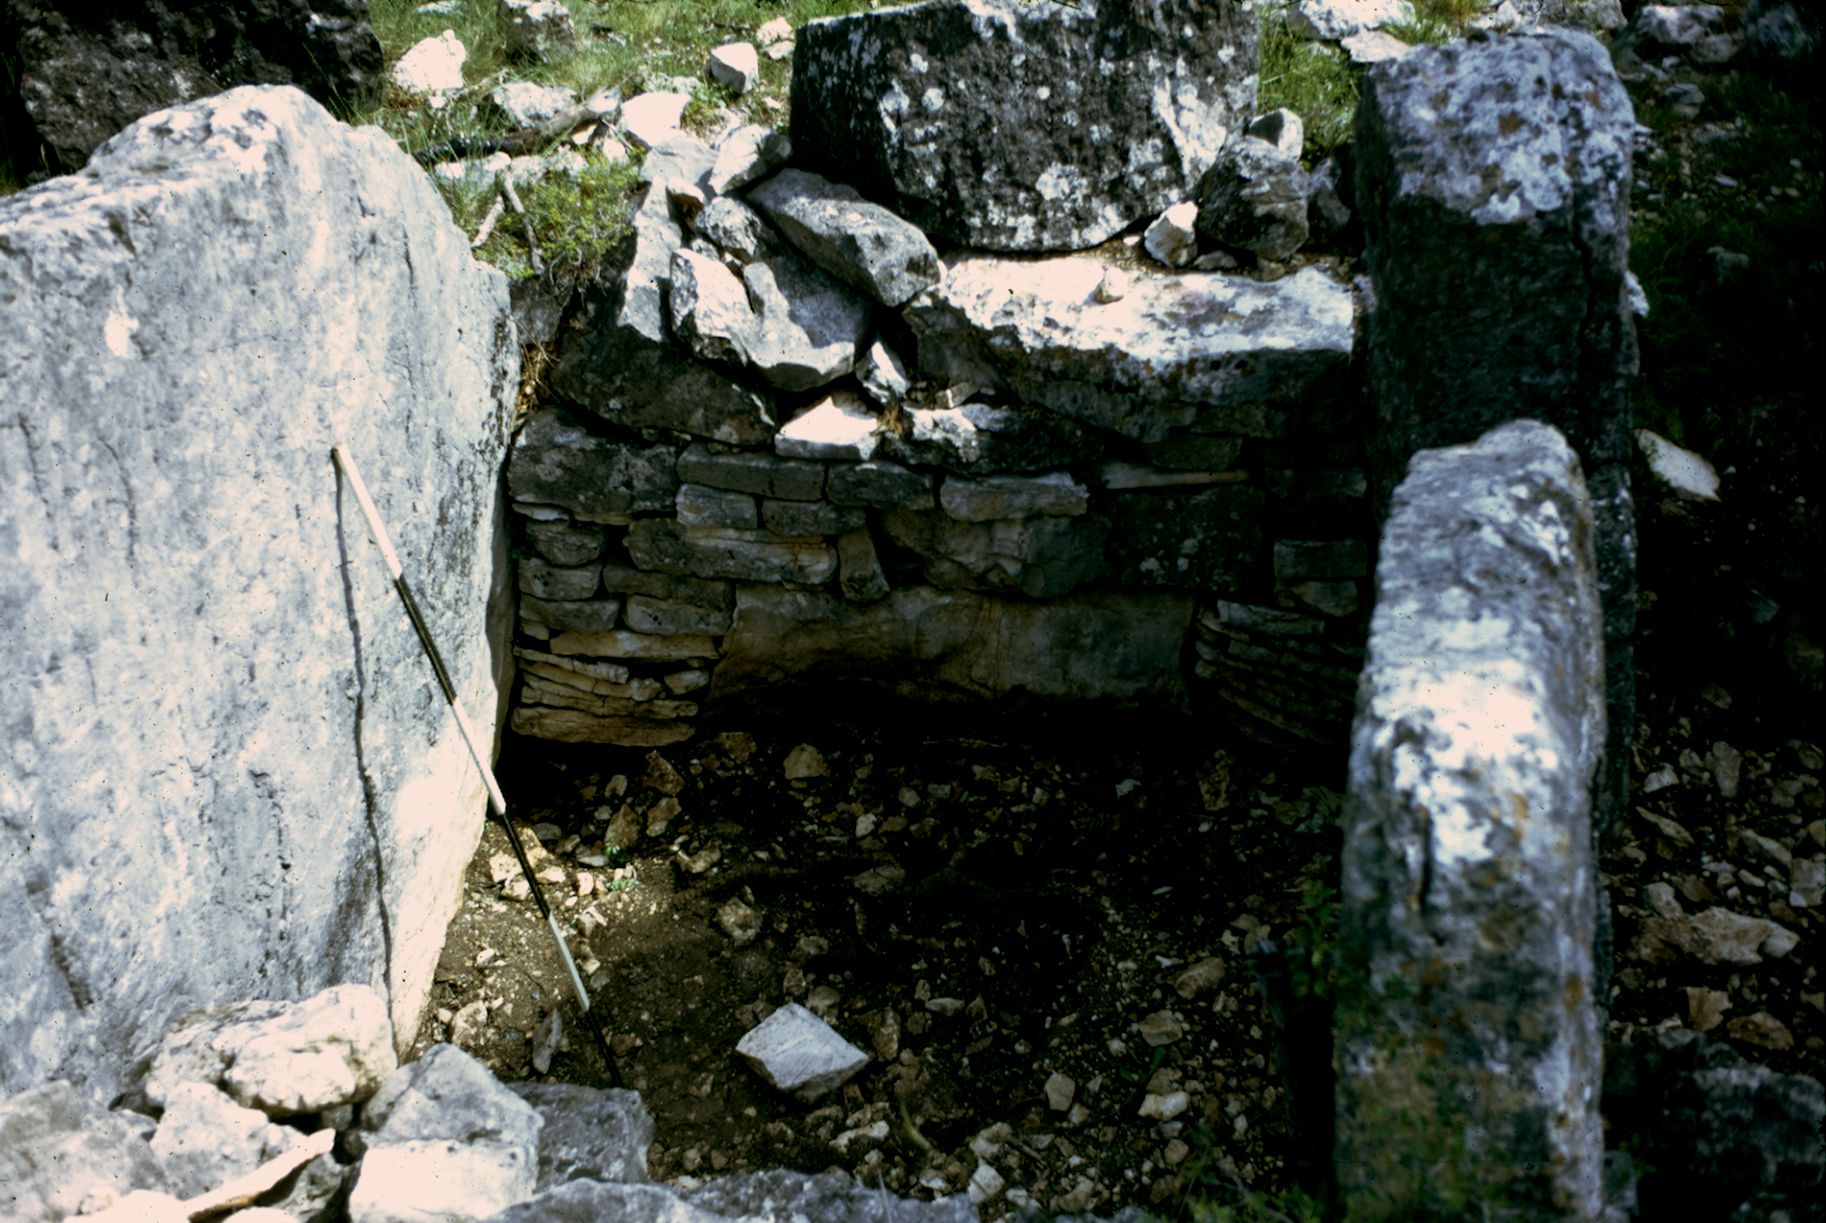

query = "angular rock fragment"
[742,257,871,391]
[776,391,881,462]
[708,125,792,196]
[747,169,940,307]
[736,1003,869,1101]
[789,0,1259,251]
[668,249,756,367]
[552,184,775,445]
[1195,134,1311,261]
[146,985,396,1116]
[709,42,760,94]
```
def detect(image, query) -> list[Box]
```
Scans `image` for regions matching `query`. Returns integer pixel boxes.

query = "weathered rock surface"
[350,1044,542,1221]
[0,86,515,1101]
[788,0,1259,251]
[883,509,1111,599]
[717,587,1194,705]
[1195,134,1311,260]
[1356,28,1638,837]
[742,255,871,391]
[1605,1030,1824,1217]
[736,1002,870,1101]
[907,257,1354,442]
[510,406,678,521]
[1337,421,1606,1217]
[553,182,776,444]
[148,1082,303,1200]
[747,168,940,307]
[3,0,384,173]
[509,1083,653,1189]
[145,985,396,1116]
[0,1081,171,1223]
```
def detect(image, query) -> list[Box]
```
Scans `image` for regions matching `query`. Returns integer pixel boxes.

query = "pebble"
[1138,1091,1190,1121]
[784,743,830,781]
[644,752,686,795]
[1173,957,1226,999]
[1725,1011,1795,1051]
[717,898,763,944]
[969,1161,1007,1203]
[1045,1071,1077,1111]
[1138,1011,1185,1047]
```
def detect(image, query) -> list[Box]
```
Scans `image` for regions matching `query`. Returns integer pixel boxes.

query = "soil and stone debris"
[411,711,1342,1217]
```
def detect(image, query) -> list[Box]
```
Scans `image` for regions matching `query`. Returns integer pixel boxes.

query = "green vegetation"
[1255,3,1362,160]
[1282,880,1341,1002]
[360,0,875,279]
[1384,0,1479,45]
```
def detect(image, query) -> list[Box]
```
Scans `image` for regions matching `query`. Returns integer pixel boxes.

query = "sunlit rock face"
[0,86,516,1101]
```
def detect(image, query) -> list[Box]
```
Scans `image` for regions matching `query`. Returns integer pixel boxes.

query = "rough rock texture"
[735,1002,870,1102]
[788,0,1259,251]
[1195,133,1311,260]
[747,168,940,308]
[0,1081,172,1223]
[0,86,516,1101]
[716,587,1194,705]
[1355,28,1637,841]
[1604,1030,1825,1217]
[145,986,396,1115]
[1336,421,1605,1218]
[508,1083,653,1189]
[553,182,776,445]
[908,258,1354,442]
[1,0,384,173]
[482,1171,975,1222]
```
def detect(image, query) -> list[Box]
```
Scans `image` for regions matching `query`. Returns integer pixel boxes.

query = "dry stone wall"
[505,0,1381,749]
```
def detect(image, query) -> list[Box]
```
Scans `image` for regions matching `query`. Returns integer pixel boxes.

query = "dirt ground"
[410,704,1343,1218]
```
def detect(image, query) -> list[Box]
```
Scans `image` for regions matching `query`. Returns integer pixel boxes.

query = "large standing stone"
[1336,421,1605,1219]
[788,0,1259,251]
[717,586,1193,706]
[2,0,384,173]
[0,87,515,1102]
[552,183,776,445]
[907,257,1354,442]
[1356,28,1637,840]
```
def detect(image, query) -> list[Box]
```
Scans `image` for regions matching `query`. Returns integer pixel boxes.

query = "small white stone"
[710,43,761,95]
[776,392,881,462]
[392,30,467,95]
[1636,428,1720,501]
[1143,202,1199,268]
[968,1161,1006,1203]
[621,91,692,151]
[1045,1071,1077,1111]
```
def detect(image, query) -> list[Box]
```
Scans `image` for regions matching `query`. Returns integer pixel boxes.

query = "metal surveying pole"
[331,443,623,1088]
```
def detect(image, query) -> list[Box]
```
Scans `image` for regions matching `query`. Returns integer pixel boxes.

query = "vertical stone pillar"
[1355,28,1638,850]
[1337,421,1606,1218]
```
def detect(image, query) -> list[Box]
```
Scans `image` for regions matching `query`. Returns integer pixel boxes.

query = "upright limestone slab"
[0,87,516,1101]
[1355,28,1638,837]
[789,0,1259,251]
[1337,421,1605,1218]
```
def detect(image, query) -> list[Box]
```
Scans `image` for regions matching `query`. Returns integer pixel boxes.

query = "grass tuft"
[1256,3,1361,161]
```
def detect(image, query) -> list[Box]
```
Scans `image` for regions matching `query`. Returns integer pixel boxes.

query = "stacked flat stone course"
[507,0,1376,749]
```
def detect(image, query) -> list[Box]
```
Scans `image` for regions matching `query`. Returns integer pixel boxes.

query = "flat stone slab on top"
[907,257,1355,442]
[788,0,1259,252]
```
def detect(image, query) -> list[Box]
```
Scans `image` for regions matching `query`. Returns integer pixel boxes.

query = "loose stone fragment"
[784,743,830,780]
[708,42,760,94]
[1144,202,1200,268]
[716,899,764,944]
[735,1003,869,1101]
[747,168,941,307]
[1045,1072,1076,1111]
